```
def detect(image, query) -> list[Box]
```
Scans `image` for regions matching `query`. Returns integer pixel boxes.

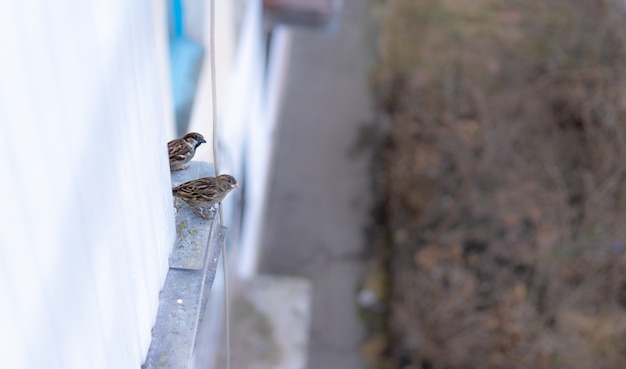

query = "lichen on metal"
[142,161,225,369]
[169,161,217,270]
[170,203,214,270]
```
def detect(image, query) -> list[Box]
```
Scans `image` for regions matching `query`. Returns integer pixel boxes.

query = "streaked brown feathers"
[172,174,238,218]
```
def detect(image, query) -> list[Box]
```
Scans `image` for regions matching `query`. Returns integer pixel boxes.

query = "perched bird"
[168,132,207,171]
[172,174,239,219]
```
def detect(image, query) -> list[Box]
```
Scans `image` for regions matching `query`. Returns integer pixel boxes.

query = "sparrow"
[168,132,207,171]
[172,174,239,219]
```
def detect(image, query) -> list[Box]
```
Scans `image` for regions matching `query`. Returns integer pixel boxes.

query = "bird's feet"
[194,207,214,220]
[172,165,189,171]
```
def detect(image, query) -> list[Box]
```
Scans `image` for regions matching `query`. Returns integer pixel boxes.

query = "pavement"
[259,1,374,368]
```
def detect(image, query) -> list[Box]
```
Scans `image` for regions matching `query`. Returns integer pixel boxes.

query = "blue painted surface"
[168,0,204,131]
[171,0,184,38]
[169,37,203,115]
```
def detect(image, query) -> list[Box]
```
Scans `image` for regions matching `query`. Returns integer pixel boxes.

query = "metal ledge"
[143,161,225,369]
[170,161,216,270]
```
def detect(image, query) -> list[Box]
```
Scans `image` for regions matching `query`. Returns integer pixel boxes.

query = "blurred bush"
[372,0,626,368]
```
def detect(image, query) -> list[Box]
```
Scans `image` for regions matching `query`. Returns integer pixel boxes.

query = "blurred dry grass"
[369,0,626,368]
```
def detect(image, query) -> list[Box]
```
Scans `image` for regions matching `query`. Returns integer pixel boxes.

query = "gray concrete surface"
[144,162,224,369]
[260,2,374,368]
[220,276,312,369]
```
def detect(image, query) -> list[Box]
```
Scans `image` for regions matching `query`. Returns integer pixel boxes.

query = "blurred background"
[2,0,626,368]
[369,1,626,368]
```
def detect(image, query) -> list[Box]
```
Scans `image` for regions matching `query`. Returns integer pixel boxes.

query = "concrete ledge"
[143,162,225,369]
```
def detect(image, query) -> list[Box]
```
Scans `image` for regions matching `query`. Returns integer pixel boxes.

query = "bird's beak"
[232,184,239,189]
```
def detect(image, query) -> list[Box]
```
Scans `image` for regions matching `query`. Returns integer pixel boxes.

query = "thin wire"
[208,0,231,368]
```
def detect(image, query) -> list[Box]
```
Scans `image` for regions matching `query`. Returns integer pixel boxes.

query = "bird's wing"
[173,178,218,199]
[168,139,192,161]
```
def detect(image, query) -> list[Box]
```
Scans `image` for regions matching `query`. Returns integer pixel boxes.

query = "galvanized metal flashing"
[169,161,216,270]
[143,161,225,369]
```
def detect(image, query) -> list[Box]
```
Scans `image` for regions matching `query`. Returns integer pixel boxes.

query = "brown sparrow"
[168,132,207,171]
[172,174,239,219]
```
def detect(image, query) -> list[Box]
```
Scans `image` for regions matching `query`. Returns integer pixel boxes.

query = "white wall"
[0,1,175,368]
[183,0,291,277]
[238,25,292,278]
[186,0,235,162]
